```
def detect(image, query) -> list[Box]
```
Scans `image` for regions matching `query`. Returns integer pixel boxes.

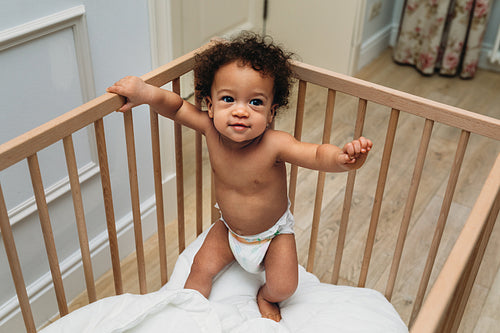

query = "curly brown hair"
[194,31,294,112]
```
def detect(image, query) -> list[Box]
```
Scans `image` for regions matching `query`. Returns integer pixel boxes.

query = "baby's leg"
[258,234,298,322]
[184,220,234,297]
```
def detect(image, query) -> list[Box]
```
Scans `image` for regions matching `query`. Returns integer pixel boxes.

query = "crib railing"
[0,41,499,333]
[287,61,499,331]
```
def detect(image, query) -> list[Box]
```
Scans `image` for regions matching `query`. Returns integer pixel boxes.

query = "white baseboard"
[357,24,393,72]
[479,42,500,72]
[0,176,177,331]
[389,23,399,48]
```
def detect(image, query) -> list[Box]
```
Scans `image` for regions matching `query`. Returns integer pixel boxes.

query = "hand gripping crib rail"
[0,42,499,332]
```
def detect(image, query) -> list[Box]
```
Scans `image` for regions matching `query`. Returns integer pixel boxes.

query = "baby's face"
[206,61,277,145]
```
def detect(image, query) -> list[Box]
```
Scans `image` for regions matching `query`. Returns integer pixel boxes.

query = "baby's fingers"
[358,136,373,153]
[107,76,138,94]
[340,152,356,164]
[343,142,354,157]
[344,141,364,156]
[106,84,122,95]
[117,98,134,113]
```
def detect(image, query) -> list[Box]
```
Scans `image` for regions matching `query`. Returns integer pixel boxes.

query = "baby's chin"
[219,132,266,147]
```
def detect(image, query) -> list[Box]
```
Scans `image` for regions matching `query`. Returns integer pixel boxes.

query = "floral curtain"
[393,0,492,78]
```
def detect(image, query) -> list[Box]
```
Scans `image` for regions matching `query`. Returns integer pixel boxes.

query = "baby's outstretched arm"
[107,76,210,133]
[275,131,373,173]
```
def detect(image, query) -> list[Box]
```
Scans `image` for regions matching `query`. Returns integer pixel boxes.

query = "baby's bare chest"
[206,139,283,190]
[211,150,279,187]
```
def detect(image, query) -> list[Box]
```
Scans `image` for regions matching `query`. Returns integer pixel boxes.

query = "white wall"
[265,0,366,75]
[0,1,173,331]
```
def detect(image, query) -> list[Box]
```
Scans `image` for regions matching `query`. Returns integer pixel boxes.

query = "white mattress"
[41,228,408,332]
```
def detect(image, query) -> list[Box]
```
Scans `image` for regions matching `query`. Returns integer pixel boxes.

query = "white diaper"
[217,203,295,274]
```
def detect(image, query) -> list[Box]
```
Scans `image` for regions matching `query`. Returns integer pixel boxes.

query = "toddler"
[107,32,372,322]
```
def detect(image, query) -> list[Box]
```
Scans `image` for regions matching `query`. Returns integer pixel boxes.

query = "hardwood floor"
[68,48,500,331]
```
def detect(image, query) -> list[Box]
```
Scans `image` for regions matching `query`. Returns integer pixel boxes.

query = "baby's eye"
[222,96,234,103]
[249,99,263,106]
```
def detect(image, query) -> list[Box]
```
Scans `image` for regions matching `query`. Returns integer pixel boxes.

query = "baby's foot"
[257,287,282,322]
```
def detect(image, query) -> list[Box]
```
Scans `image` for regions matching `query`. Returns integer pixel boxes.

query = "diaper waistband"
[228,229,277,245]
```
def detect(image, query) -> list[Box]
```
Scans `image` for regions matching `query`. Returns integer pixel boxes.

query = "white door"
[161,0,265,98]
[265,0,366,75]
[170,0,265,58]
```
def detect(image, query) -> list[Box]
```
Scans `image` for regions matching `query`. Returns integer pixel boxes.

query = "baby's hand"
[106,76,152,112]
[339,136,373,166]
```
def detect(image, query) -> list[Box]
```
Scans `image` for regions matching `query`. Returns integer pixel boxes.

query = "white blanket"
[42,229,407,332]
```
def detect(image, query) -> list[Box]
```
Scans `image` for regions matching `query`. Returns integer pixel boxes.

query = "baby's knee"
[268,278,298,300]
[280,280,298,299]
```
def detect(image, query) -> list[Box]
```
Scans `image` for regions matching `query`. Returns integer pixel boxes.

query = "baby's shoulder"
[257,129,296,156]
[262,128,295,145]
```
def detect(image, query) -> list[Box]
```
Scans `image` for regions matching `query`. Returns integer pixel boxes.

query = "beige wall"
[265,0,366,75]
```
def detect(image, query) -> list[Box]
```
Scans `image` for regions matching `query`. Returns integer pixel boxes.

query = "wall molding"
[0,6,85,51]
[1,5,98,227]
[7,162,100,225]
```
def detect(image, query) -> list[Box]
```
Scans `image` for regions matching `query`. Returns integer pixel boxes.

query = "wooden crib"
[1,41,499,333]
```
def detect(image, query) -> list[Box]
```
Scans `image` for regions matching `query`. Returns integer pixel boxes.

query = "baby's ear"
[205,96,214,118]
[268,104,278,123]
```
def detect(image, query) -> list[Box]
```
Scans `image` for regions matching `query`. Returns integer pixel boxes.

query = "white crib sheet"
[41,228,408,332]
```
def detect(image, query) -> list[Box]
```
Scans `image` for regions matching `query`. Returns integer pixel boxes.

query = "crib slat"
[385,118,434,301]
[410,130,470,325]
[196,131,203,235]
[307,172,326,273]
[332,98,367,284]
[175,122,185,251]
[195,98,203,236]
[27,153,69,316]
[172,78,186,252]
[289,80,307,213]
[150,110,168,285]
[358,108,400,287]
[0,184,36,333]
[62,135,97,302]
[306,88,335,273]
[123,111,147,294]
[94,118,123,294]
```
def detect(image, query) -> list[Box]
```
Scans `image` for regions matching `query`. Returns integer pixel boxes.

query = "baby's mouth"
[229,123,250,130]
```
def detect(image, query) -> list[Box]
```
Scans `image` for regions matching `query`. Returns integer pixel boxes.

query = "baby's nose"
[232,106,249,117]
